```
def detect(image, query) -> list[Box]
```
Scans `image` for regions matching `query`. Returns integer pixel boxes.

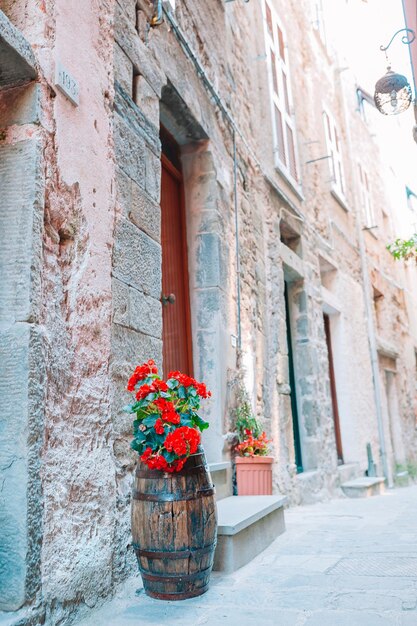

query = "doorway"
[323,313,343,463]
[160,127,193,376]
[284,282,303,472]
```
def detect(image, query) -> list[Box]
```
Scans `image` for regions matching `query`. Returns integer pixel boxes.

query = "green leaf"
[143,415,158,428]
[192,414,209,431]
[167,378,179,389]
[123,405,135,413]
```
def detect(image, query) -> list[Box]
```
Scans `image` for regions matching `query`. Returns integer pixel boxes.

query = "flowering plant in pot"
[124,360,217,601]
[234,398,274,496]
[125,359,211,472]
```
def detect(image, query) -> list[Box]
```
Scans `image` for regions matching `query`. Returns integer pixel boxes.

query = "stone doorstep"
[341,476,386,498]
[337,462,361,484]
[213,495,287,573]
[209,461,232,500]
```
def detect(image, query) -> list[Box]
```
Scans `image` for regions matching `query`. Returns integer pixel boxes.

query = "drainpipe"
[233,130,242,350]
[337,69,391,485]
[356,223,391,486]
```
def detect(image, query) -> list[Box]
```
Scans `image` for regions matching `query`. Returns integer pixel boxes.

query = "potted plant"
[124,360,217,600]
[234,397,274,496]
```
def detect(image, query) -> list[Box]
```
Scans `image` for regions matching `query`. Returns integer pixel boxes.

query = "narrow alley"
[78,486,417,626]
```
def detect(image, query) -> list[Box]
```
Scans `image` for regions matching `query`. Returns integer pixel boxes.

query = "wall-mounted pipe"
[151,0,163,26]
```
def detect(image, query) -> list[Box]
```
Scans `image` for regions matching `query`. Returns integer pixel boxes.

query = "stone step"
[213,495,287,573]
[341,476,386,498]
[209,461,232,500]
[395,470,410,487]
[337,462,361,484]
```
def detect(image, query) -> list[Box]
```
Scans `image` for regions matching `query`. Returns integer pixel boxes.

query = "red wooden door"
[323,313,343,464]
[161,153,193,376]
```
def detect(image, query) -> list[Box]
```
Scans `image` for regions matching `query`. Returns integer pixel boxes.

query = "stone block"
[337,462,360,484]
[210,462,232,500]
[195,233,222,288]
[114,42,133,96]
[112,218,161,299]
[114,3,165,97]
[341,477,386,498]
[0,139,43,324]
[0,323,45,611]
[129,286,162,338]
[115,82,160,154]
[130,184,160,242]
[213,495,286,573]
[111,323,162,380]
[112,277,130,327]
[144,145,161,203]
[0,82,41,126]
[0,10,37,88]
[133,74,160,128]
[196,288,222,330]
[115,166,132,214]
[114,114,146,189]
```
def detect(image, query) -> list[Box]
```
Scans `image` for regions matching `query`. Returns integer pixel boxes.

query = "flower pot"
[131,447,217,600]
[235,455,274,495]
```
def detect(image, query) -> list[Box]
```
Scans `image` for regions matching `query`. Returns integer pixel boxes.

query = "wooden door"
[160,151,193,376]
[323,313,343,463]
[284,282,303,473]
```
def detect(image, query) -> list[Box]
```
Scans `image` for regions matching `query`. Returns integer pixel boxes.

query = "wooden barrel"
[131,447,217,600]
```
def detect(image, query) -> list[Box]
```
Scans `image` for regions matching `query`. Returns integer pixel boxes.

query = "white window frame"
[322,108,346,201]
[262,0,300,189]
[358,163,375,228]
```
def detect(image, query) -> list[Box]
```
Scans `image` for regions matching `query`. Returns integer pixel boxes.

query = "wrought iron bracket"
[380,28,415,53]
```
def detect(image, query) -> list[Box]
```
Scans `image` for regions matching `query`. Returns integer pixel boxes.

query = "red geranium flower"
[164,426,200,457]
[127,360,158,391]
[154,418,165,435]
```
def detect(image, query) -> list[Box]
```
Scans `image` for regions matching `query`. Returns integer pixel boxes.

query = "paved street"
[79,486,417,626]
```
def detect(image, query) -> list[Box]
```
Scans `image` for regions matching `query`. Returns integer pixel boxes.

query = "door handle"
[161,293,176,306]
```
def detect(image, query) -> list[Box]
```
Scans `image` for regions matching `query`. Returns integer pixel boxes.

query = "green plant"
[235,397,262,441]
[124,360,210,472]
[387,235,417,262]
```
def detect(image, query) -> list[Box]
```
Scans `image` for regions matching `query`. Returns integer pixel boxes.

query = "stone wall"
[0,0,416,622]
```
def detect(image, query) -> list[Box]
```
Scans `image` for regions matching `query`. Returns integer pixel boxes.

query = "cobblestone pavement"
[78,485,417,626]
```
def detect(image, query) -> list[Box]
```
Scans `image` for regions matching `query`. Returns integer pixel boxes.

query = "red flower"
[127,360,158,391]
[164,426,200,457]
[168,372,211,398]
[140,447,153,462]
[154,418,165,435]
[153,398,180,424]
[154,398,175,412]
[135,384,153,401]
[135,379,168,401]
[153,379,168,392]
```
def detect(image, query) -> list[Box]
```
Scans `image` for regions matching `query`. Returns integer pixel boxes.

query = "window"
[263,1,300,185]
[323,109,345,199]
[358,163,375,228]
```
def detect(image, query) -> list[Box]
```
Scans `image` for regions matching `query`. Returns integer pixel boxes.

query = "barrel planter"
[235,455,274,495]
[131,447,217,600]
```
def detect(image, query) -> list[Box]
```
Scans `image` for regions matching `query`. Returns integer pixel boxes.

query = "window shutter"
[275,106,286,165]
[323,109,345,198]
[263,1,300,185]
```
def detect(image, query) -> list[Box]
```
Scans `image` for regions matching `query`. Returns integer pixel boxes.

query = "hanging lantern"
[374,66,412,115]
[373,28,415,116]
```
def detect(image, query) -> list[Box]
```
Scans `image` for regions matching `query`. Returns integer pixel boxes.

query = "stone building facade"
[0,0,416,623]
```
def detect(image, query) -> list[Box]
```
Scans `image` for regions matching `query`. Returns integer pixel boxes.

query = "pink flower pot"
[235,456,274,495]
